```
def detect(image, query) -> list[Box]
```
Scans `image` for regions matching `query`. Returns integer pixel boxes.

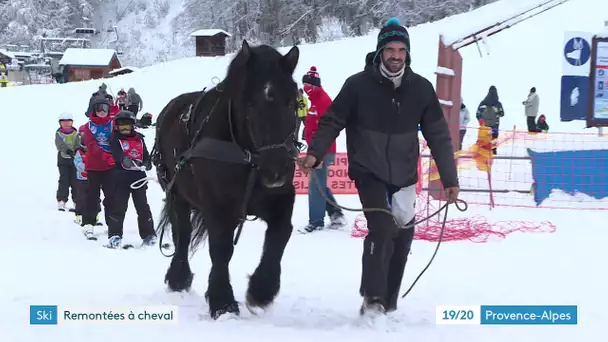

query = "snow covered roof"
[597,23,608,39]
[189,29,231,38]
[59,48,118,66]
[0,49,16,59]
[108,66,139,75]
[442,0,571,48]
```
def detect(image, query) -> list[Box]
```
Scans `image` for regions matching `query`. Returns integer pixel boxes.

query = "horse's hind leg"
[164,192,194,292]
[246,192,294,312]
[205,213,240,319]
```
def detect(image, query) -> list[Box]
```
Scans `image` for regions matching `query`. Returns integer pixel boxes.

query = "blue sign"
[560,75,590,121]
[30,305,58,325]
[564,37,591,66]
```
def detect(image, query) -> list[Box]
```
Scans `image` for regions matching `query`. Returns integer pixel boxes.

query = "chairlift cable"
[99,0,136,47]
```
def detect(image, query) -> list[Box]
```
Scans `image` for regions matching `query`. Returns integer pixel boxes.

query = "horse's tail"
[156,188,209,257]
[189,208,207,254]
[156,189,177,257]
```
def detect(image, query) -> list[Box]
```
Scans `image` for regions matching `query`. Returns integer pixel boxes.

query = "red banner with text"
[294,153,423,195]
[294,153,357,194]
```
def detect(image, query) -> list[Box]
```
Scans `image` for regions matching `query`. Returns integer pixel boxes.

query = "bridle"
[227,100,300,166]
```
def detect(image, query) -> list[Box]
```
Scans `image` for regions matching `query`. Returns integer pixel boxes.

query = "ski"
[101,242,171,250]
[122,242,171,250]
[75,220,104,227]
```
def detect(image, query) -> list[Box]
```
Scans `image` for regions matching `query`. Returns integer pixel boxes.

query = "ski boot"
[142,235,157,247]
[105,235,122,249]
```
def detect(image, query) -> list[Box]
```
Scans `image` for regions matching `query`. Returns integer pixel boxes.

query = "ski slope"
[1,0,607,340]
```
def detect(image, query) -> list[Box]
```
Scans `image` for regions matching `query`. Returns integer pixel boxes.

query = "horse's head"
[226,40,300,188]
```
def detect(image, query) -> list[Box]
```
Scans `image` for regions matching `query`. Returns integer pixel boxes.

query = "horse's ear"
[233,39,251,66]
[281,45,299,75]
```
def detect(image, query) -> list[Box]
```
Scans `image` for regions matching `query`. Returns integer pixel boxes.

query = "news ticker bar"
[436,305,577,325]
[30,305,178,325]
[30,304,578,325]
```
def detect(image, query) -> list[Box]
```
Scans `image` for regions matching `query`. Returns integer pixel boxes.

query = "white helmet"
[58,112,73,121]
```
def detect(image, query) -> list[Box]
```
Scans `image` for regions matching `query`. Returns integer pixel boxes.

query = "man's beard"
[383,59,405,73]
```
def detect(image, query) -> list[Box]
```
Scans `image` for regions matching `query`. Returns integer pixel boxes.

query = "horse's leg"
[246,192,294,311]
[163,191,194,292]
[205,213,240,319]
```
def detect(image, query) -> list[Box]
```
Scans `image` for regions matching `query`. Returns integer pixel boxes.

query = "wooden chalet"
[189,29,231,57]
[58,48,121,82]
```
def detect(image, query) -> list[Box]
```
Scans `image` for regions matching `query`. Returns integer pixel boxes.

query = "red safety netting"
[351,193,556,243]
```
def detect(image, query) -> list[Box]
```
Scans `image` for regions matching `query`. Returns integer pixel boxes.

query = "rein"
[304,163,468,301]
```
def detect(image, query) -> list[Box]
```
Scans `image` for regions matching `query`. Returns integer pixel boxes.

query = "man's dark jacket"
[308,52,458,189]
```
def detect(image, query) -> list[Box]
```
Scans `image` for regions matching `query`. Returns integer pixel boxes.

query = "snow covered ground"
[1,0,607,340]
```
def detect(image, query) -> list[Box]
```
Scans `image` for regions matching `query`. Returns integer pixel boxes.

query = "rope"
[306,170,467,300]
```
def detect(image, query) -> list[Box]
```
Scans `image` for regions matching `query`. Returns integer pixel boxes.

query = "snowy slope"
[1,0,607,340]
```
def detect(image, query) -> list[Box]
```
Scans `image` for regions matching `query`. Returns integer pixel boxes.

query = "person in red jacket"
[299,66,346,233]
[73,124,101,226]
[81,95,119,239]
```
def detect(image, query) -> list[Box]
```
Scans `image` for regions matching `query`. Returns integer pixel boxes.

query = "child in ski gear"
[73,125,101,225]
[81,95,118,238]
[459,100,470,150]
[300,66,346,233]
[296,88,308,140]
[476,86,504,155]
[108,110,155,248]
[55,112,78,211]
[523,87,540,132]
[85,83,108,117]
[126,88,143,116]
[536,114,549,132]
[116,89,127,110]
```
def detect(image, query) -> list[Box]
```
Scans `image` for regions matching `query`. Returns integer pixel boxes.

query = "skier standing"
[108,110,156,248]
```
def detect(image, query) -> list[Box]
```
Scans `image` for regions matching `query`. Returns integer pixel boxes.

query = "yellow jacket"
[296,94,308,118]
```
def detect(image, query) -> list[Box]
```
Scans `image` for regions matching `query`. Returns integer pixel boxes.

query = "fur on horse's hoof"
[210,301,240,320]
[244,290,272,315]
[245,272,280,311]
[165,267,194,292]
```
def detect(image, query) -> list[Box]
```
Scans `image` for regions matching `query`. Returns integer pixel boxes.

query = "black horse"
[152,40,301,320]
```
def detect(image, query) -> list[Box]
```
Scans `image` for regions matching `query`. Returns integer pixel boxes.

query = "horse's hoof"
[165,269,194,292]
[210,301,240,320]
[245,291,269,316]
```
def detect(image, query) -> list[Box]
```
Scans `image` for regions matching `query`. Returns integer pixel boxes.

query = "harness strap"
[233,167,258,245]
[186,137,256,164]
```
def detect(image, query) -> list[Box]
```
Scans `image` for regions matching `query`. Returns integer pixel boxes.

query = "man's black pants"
[527,116,538,132]
[355,174,415,310]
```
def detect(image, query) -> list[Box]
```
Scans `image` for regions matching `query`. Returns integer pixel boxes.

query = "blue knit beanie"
[375,18,411,65]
